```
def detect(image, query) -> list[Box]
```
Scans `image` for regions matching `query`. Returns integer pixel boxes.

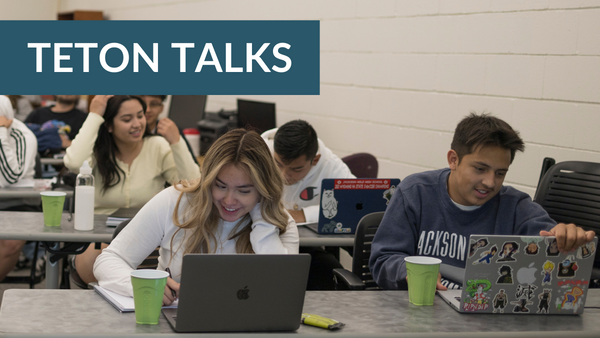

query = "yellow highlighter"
[301,313,345,330]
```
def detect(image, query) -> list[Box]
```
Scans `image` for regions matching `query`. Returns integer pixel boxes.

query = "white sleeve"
[0,126,32,187]
[93,187,176,297]
[161,138,201,184]
[64,113,103,173]
[249,205,299,254]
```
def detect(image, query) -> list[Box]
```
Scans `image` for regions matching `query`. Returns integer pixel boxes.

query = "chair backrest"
[341,153,378,178]
[113,220,159,269]
[534,160,600,265]
[352,211,385,290]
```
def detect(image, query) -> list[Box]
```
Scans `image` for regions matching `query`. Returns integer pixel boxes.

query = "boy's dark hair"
[451,112,525,164]
[274,120,318,164]
[143,95,167,102]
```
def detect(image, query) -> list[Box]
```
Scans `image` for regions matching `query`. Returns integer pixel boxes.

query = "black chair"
[341,153,378,178]
[534,158,600,285]
[332,212,387,290]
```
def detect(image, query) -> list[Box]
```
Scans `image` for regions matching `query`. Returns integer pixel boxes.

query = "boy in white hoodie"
[261,120,355,223]
[262,120,355,289]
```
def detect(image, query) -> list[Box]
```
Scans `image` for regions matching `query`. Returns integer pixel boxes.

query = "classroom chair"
[534,158,600,286]
[341,153,378,178]
[332,211,402,290]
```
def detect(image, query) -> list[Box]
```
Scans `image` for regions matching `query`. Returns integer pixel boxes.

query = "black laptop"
[163,254,310,332]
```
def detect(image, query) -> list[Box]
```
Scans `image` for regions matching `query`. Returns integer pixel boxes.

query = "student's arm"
[93,187,174,297]
[369,188,419,290]
[249,204,299,254]
[0,119,23,187]
[160,137,200,184]
[63,109,104,173]
[513,194,595,253]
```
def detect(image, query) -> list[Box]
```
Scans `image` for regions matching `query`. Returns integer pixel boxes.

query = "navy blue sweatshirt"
[369,168,556,289]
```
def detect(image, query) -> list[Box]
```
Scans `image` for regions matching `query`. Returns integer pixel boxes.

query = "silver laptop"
[163,254,310,332]
[438,235,598,315]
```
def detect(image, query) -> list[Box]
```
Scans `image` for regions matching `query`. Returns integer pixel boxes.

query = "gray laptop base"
[438,235,598,315]
[163,254,310,332]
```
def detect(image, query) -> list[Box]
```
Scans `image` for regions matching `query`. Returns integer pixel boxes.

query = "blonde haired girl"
[94,129,299,303]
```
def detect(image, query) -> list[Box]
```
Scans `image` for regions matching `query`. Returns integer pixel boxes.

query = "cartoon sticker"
[473,245,498,265]
[515,284,537,301]
[321,189,338,219]
[537,289,552,314]
[492,289,508,313]
[576,242,596,260]
[557,255,578,279]
[516,262,538,285]
[497,265,514,284]
[545,238,560,257]
[383,185,396,205]
[541,261,554,286]
[462,279,492,312]
[497,241,519,262]
[469,238,489,258]
[521,237,543,255]
[556,286,584,313]
[511,298,533,313]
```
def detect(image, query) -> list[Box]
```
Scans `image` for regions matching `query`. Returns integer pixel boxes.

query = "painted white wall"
[49,1,600,196]
[0,0,57,20]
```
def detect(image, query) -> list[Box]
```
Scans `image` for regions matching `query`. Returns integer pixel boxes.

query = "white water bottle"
[74,161,95,231]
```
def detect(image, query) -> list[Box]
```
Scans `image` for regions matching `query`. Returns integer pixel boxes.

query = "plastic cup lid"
[130,270,169,279]
[405,256,442,265]
[40,192,67,197]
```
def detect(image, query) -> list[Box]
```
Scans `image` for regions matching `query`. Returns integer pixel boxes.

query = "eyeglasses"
[148,102,163,108]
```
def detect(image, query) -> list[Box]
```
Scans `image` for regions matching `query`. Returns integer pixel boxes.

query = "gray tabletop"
[40,157,64,165]
[0,212,352,247]
[0,289,598,337]
[0,187,73,199]
[0,211,113,242]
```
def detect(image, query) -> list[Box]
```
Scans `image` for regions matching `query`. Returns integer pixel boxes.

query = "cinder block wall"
[57,0,600,196]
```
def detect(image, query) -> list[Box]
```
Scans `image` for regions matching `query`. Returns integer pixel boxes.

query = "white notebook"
[94,285,178,313]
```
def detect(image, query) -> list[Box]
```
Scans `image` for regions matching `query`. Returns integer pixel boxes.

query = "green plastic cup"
[405,256,442,306]
[131,270,169,325]
[40,192,66,227]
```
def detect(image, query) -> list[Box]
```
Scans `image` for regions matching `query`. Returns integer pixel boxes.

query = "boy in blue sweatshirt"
[369,113,596,290]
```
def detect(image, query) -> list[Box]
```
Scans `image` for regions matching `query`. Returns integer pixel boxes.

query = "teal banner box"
[0,20,319,95]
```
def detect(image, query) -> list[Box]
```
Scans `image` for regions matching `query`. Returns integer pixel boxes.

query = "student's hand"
[156,118,180,145]
[60,133,71,148]
[0,116,13,128]
[540,223,595,253]
[89,95,114,117]
[163,277,180,306]
[436,273,447,291]
[287,209,306,223]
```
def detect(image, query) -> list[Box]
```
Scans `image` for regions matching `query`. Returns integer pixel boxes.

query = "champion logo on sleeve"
[300,187,319,201]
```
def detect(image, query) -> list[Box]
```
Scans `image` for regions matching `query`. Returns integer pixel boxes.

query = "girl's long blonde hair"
[172,128,288,255]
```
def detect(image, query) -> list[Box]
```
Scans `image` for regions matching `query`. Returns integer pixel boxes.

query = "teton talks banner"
[0,20,319,94]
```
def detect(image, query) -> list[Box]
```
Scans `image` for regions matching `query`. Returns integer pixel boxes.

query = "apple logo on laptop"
[516,262,537,284]
[237,286,250,300]
[356,202,363,210]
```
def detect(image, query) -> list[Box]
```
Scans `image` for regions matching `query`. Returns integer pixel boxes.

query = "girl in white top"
[65,95,200,286]
[94,129,299,303]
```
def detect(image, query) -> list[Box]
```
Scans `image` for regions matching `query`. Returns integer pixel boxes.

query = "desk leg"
[45,243,60,289]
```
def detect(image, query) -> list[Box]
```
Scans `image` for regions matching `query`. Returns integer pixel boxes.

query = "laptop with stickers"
[162,254,310,332]
[304,178,400,234]
[438,234,598,315]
